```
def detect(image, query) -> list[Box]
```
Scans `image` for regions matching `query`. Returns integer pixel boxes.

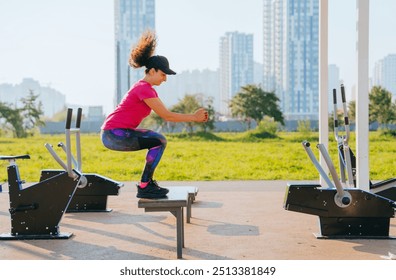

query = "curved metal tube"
[302,141,334,188]
[317,143,345,197]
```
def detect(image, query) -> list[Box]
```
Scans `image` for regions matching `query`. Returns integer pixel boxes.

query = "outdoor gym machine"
[284,85,396,239]
[40,108,123,212]
[333,85,396,200]
[0,110,83,239]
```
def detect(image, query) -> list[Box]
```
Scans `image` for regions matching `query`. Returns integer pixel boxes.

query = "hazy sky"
[1,0,396,114]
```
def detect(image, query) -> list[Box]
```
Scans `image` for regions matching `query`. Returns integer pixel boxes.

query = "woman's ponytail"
[129,30,157,69]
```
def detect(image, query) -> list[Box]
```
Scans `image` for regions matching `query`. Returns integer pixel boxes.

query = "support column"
[356,0,370,191]
[319,0,329,186]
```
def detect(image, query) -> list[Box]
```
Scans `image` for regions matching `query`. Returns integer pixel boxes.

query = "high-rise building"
[219,32,254,116]
[373,54,396,98]
[262,0,319,120]
[114,0,155,107]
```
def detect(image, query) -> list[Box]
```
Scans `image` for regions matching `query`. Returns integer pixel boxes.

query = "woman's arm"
[144,97,208,122]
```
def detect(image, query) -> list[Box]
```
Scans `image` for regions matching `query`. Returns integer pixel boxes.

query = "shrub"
[257,117,279,135]
[380,129,396,138]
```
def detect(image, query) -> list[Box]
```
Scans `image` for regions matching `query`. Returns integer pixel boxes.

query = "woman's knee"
[146,131,167,148]
[157,133,167,147]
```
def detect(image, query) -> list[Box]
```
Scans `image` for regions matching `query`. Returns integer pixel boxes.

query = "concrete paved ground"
[0,180,395,260]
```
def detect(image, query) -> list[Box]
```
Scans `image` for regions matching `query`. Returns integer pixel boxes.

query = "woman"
[101,30,208,199]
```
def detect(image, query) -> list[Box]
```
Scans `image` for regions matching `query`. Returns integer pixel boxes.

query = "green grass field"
[0,131,395,183]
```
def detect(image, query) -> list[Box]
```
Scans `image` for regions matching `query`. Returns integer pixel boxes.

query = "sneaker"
[136,180,169,198]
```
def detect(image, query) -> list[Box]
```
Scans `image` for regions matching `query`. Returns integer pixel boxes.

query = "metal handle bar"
[76,107,82,128]
[316,143,344,196]
[65,108,73,129]
[75,108,82,172]
[44,108,77,179]
[340,84,350,142]
[58,142,79,170]
[302,141,334,188]
[332,88,339,141]
[0,155,30,161]
[45,143,68,171]
[65,109,73,178]
[62,108,82,172]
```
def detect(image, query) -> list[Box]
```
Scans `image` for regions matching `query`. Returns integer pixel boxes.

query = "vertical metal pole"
[319,0,329,185]
[65,108,74,178]
[356,0,370,191]
[333,88,346,184]
[76,108,83,172]
[175,209,183,259]
[187,196,192,223]
[340,85,355,187]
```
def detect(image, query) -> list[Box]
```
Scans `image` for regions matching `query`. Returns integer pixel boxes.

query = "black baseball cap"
[146,55,176,75]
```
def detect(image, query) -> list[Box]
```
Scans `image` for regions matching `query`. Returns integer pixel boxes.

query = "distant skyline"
[1,0,396,114]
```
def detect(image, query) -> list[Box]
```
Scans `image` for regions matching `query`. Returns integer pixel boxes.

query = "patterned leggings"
[101,128,167,182]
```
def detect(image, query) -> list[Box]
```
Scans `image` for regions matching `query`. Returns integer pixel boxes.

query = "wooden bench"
[137,186,198,259]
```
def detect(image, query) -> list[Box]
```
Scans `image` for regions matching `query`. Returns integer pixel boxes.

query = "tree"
[0,90,44,138]
[171,94,206,134]
[0,103,25,137]
[343,87,396,129]
[369,86,396,128]
[141,111,178,133]
[229,92,253,128]
[229,84,284,129]
[197,96,215,132]
[348,100,356,123]
[20,90,45,133]
[141,94,215,133]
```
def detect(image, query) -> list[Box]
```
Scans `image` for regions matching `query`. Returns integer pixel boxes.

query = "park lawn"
[0,131,395,183]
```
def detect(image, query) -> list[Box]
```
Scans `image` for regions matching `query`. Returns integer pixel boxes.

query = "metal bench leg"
[172,208,184,259]
[181,209,184,248]
[187,195,192,223]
